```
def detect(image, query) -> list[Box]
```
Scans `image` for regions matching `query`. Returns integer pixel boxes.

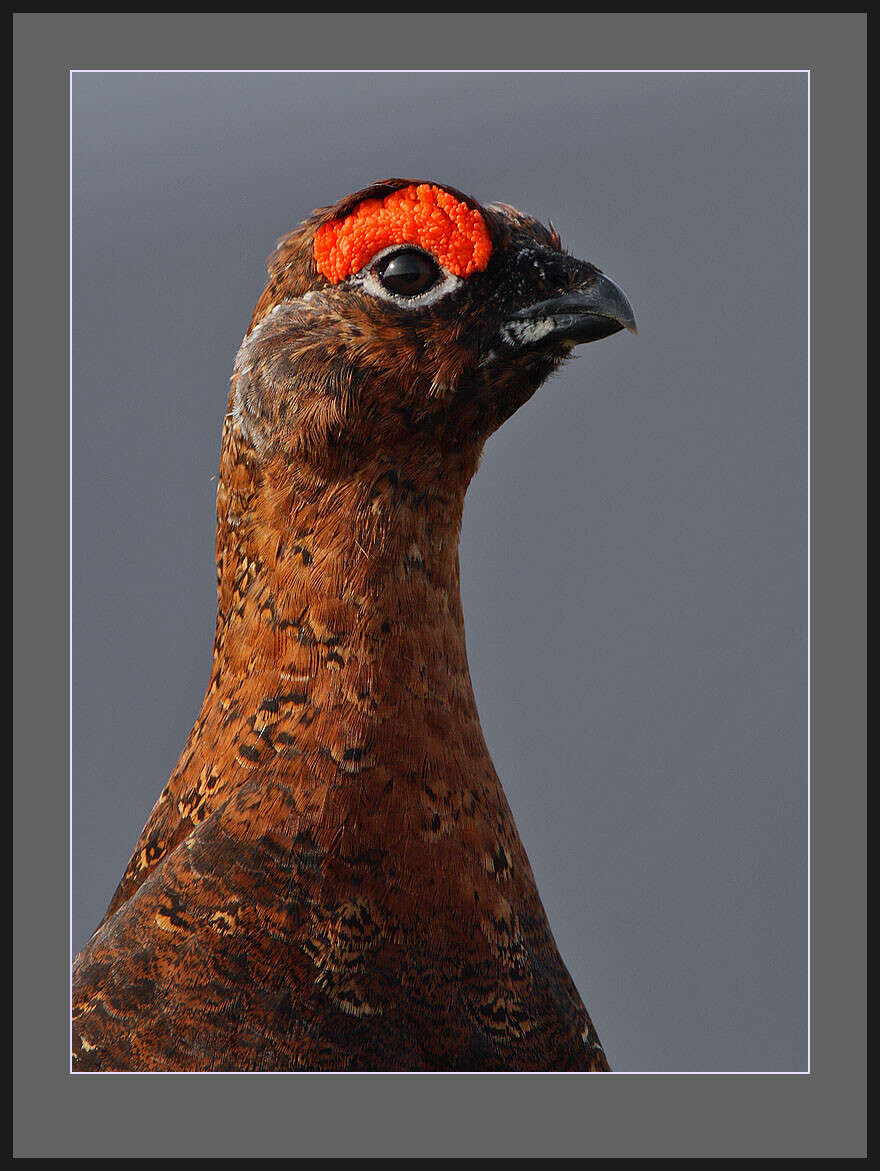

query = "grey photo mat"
[14,12,866,1160]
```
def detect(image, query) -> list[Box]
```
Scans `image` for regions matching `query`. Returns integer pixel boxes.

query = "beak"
[501,272,637,348]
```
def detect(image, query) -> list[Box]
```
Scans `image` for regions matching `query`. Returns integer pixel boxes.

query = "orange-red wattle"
[314,184,492,284]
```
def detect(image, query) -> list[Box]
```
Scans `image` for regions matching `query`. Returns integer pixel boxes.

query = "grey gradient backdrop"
[72,70,808,1072]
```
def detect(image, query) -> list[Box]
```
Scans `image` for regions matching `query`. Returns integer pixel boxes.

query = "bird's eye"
[375,249,442,297]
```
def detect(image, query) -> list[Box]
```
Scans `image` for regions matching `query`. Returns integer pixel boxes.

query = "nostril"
[516,249,605,303]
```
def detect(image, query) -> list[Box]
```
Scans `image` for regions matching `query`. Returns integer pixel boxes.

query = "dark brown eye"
[376,249,442,297]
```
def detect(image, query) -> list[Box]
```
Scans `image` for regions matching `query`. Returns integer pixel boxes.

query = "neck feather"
[207,418,488,802]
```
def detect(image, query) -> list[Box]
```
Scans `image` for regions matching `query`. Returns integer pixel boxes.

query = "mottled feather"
[72,179,634,1071]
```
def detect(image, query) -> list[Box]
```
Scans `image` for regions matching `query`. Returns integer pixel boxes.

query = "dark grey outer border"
[14,13,865,1159]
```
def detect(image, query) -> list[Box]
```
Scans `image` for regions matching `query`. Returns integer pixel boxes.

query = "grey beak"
[502,273,637,348]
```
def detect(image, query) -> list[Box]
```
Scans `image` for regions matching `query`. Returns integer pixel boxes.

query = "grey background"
[71,70,807,1072]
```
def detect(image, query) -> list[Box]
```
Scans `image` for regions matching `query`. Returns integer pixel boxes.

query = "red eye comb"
[314,183,492,284]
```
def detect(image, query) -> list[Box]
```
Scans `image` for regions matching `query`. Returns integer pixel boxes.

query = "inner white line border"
[68,66,811,1077]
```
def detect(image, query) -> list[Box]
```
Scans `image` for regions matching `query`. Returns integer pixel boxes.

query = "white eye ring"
[352,244,463,310]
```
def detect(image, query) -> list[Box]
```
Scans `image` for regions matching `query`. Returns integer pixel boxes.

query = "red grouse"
[72,180,636,1071]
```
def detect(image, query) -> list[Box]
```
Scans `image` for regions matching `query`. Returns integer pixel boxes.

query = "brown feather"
[72,182,622,1071]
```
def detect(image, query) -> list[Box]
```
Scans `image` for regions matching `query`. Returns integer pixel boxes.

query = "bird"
[72,179,636,1071]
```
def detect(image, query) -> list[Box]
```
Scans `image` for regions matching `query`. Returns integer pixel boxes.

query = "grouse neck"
[208,418,488,782]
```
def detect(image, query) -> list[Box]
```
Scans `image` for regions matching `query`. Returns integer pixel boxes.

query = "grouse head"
[233,179,635,481]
